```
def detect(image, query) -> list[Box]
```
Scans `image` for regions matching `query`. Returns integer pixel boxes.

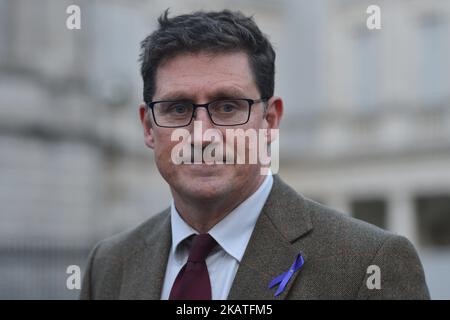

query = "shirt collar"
[170,200,198,256]
[170,172,273,263]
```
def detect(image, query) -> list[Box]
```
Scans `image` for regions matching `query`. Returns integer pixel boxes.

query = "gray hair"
[139,9,276,102]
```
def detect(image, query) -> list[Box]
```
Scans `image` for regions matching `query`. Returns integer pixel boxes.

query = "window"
[353,29,380,111]
[419,14,449,104]
[0,0,11,66]
[416,195,450,247]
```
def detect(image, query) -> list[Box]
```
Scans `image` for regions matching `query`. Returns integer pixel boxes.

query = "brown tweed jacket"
[80,175,430,299]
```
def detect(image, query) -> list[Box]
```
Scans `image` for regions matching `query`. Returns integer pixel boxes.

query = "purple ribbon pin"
[268,253,304,297]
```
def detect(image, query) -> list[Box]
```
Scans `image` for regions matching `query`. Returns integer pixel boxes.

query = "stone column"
[388,190,418,247]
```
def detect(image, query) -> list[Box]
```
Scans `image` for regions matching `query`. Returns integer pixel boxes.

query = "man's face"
[139,51,282,202]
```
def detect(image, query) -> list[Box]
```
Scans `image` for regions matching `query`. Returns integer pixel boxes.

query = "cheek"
[152,131,176,161]
[250,109,266,128]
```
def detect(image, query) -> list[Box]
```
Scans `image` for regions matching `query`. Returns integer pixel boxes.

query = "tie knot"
[187,233,217,262]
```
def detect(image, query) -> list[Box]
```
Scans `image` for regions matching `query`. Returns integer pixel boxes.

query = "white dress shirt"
[160,173,274,300]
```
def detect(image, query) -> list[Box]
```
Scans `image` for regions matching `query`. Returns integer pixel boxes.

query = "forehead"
[154,51,258,100]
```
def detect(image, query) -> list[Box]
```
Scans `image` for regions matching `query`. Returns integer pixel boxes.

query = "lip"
[189,155,229,164]
[184,161,228,166]
[185,162,235,168]
[180,163,228,176]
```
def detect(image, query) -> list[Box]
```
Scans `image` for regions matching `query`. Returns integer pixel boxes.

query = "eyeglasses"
[146,98,268,128]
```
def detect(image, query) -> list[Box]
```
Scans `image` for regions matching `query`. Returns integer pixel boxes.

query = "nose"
[190,106,220,152]
[192,106,214,129]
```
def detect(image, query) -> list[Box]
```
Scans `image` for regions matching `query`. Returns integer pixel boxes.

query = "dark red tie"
[169,233,217,300]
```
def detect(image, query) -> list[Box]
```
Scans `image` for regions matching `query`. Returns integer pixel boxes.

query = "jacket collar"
[130,175,312,299]
[227,175,313,299]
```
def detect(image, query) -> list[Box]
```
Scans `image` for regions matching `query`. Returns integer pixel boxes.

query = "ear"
[263,96,283,144]
[139,103,156,149]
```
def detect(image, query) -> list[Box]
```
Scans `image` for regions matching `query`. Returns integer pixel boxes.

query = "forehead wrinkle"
[154,52,257,101]
[156,77,256,102]
[157,85,250,102]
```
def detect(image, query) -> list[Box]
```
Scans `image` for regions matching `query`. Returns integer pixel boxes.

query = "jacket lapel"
[119,208,172,299]
[227,175,313,300]
[119,175,312,300]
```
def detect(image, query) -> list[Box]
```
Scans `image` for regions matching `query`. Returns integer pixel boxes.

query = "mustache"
[189,143,235,164]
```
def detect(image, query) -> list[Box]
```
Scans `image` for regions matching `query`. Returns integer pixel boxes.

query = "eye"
[222,104,235,112]
[175,105,187,113]
[218,102,238,113]
[169,103,189,114]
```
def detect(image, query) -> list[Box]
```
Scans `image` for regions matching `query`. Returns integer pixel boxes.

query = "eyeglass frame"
[145,97,270,128]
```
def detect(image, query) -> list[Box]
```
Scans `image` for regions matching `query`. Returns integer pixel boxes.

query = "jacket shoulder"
[295,198,429,299]
[79,208,170,299]
[305,198,391,245]
[94,208,170,261]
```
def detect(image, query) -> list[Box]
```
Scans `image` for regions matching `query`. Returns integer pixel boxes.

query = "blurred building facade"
[279,0,450,299]
[0,0,449,299]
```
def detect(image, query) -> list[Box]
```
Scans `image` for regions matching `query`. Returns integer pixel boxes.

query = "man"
[80,10,429,300]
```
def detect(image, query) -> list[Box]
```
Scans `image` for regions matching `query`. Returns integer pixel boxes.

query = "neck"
[172,175,266,233]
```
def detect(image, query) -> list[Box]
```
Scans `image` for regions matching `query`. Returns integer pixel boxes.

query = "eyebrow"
[156,88,248,102]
